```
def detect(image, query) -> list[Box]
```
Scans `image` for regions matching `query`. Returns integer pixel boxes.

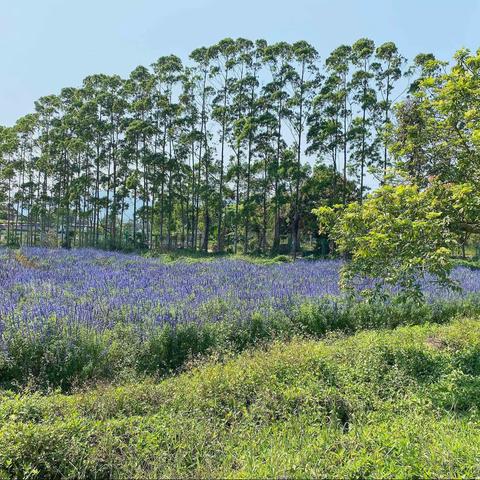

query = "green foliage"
[455,258,480,270]
[2,295,480,391]
[391,48,480,187]
[143,249,293,265]
[3,318,480,478]
[314,183,464,299]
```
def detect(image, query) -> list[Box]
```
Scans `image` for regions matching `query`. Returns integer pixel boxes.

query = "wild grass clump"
[2,318,480,478]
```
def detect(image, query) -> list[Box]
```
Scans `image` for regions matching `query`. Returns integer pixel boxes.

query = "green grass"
[143,248,294,265]
[2,316,480,478]
[454,258,480,270]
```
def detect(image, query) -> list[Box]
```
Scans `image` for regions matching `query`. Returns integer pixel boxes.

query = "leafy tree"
[190,46,215,252]
[209,38,237,252]
[287,41,319,257]
[325,45,352,206]
[350,38,378,200]
[262,41,292,253]
[391,48,480,187]
[314,182,480,300]
[307,74,343,200]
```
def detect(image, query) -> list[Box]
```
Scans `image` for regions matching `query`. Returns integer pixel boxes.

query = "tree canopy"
[0,37,407,252]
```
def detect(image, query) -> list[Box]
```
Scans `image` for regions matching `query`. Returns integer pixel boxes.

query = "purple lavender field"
[1,248,480,334]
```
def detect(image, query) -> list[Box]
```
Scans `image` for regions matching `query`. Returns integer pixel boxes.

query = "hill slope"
[2,318,480,478]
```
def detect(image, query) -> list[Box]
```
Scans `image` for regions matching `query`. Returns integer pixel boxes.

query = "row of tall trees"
[0,38,407,253]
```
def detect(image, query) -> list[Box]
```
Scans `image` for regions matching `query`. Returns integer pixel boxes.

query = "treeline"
[0,38,412,253]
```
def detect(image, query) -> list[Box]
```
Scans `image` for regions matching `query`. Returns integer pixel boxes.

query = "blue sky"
[2,0,479,126]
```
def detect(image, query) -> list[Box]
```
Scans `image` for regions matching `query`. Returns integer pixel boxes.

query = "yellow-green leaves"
[314,181,479,300]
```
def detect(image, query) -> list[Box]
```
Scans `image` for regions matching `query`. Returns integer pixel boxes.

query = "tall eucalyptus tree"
[0,126,19,243]
[325,45,352,206]
[242,39,265,253]
[190,46,214,251]
[152,55,184,248]
[307,73,343,200]
[350,38,377,201]
[262,42,292,253]
[125,66,154,245]
[287,41,319,257]
[210,38,236,252]
[372,42,405,179]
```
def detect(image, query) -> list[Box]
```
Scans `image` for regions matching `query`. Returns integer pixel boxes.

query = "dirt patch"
[426,336,447,350]
[15,251,42,269]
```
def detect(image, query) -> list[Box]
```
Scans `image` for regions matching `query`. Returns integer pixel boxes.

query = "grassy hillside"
[2,317,480,478]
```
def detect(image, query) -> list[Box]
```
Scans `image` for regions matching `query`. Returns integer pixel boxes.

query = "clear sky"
[2,0,479,126]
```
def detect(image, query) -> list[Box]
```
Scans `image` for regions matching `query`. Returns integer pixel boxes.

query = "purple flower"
[0,248,479,337]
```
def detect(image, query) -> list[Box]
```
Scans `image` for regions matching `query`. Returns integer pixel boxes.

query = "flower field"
[0,248,341,332]
[1,248,480,334]
[2,247,480,391]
